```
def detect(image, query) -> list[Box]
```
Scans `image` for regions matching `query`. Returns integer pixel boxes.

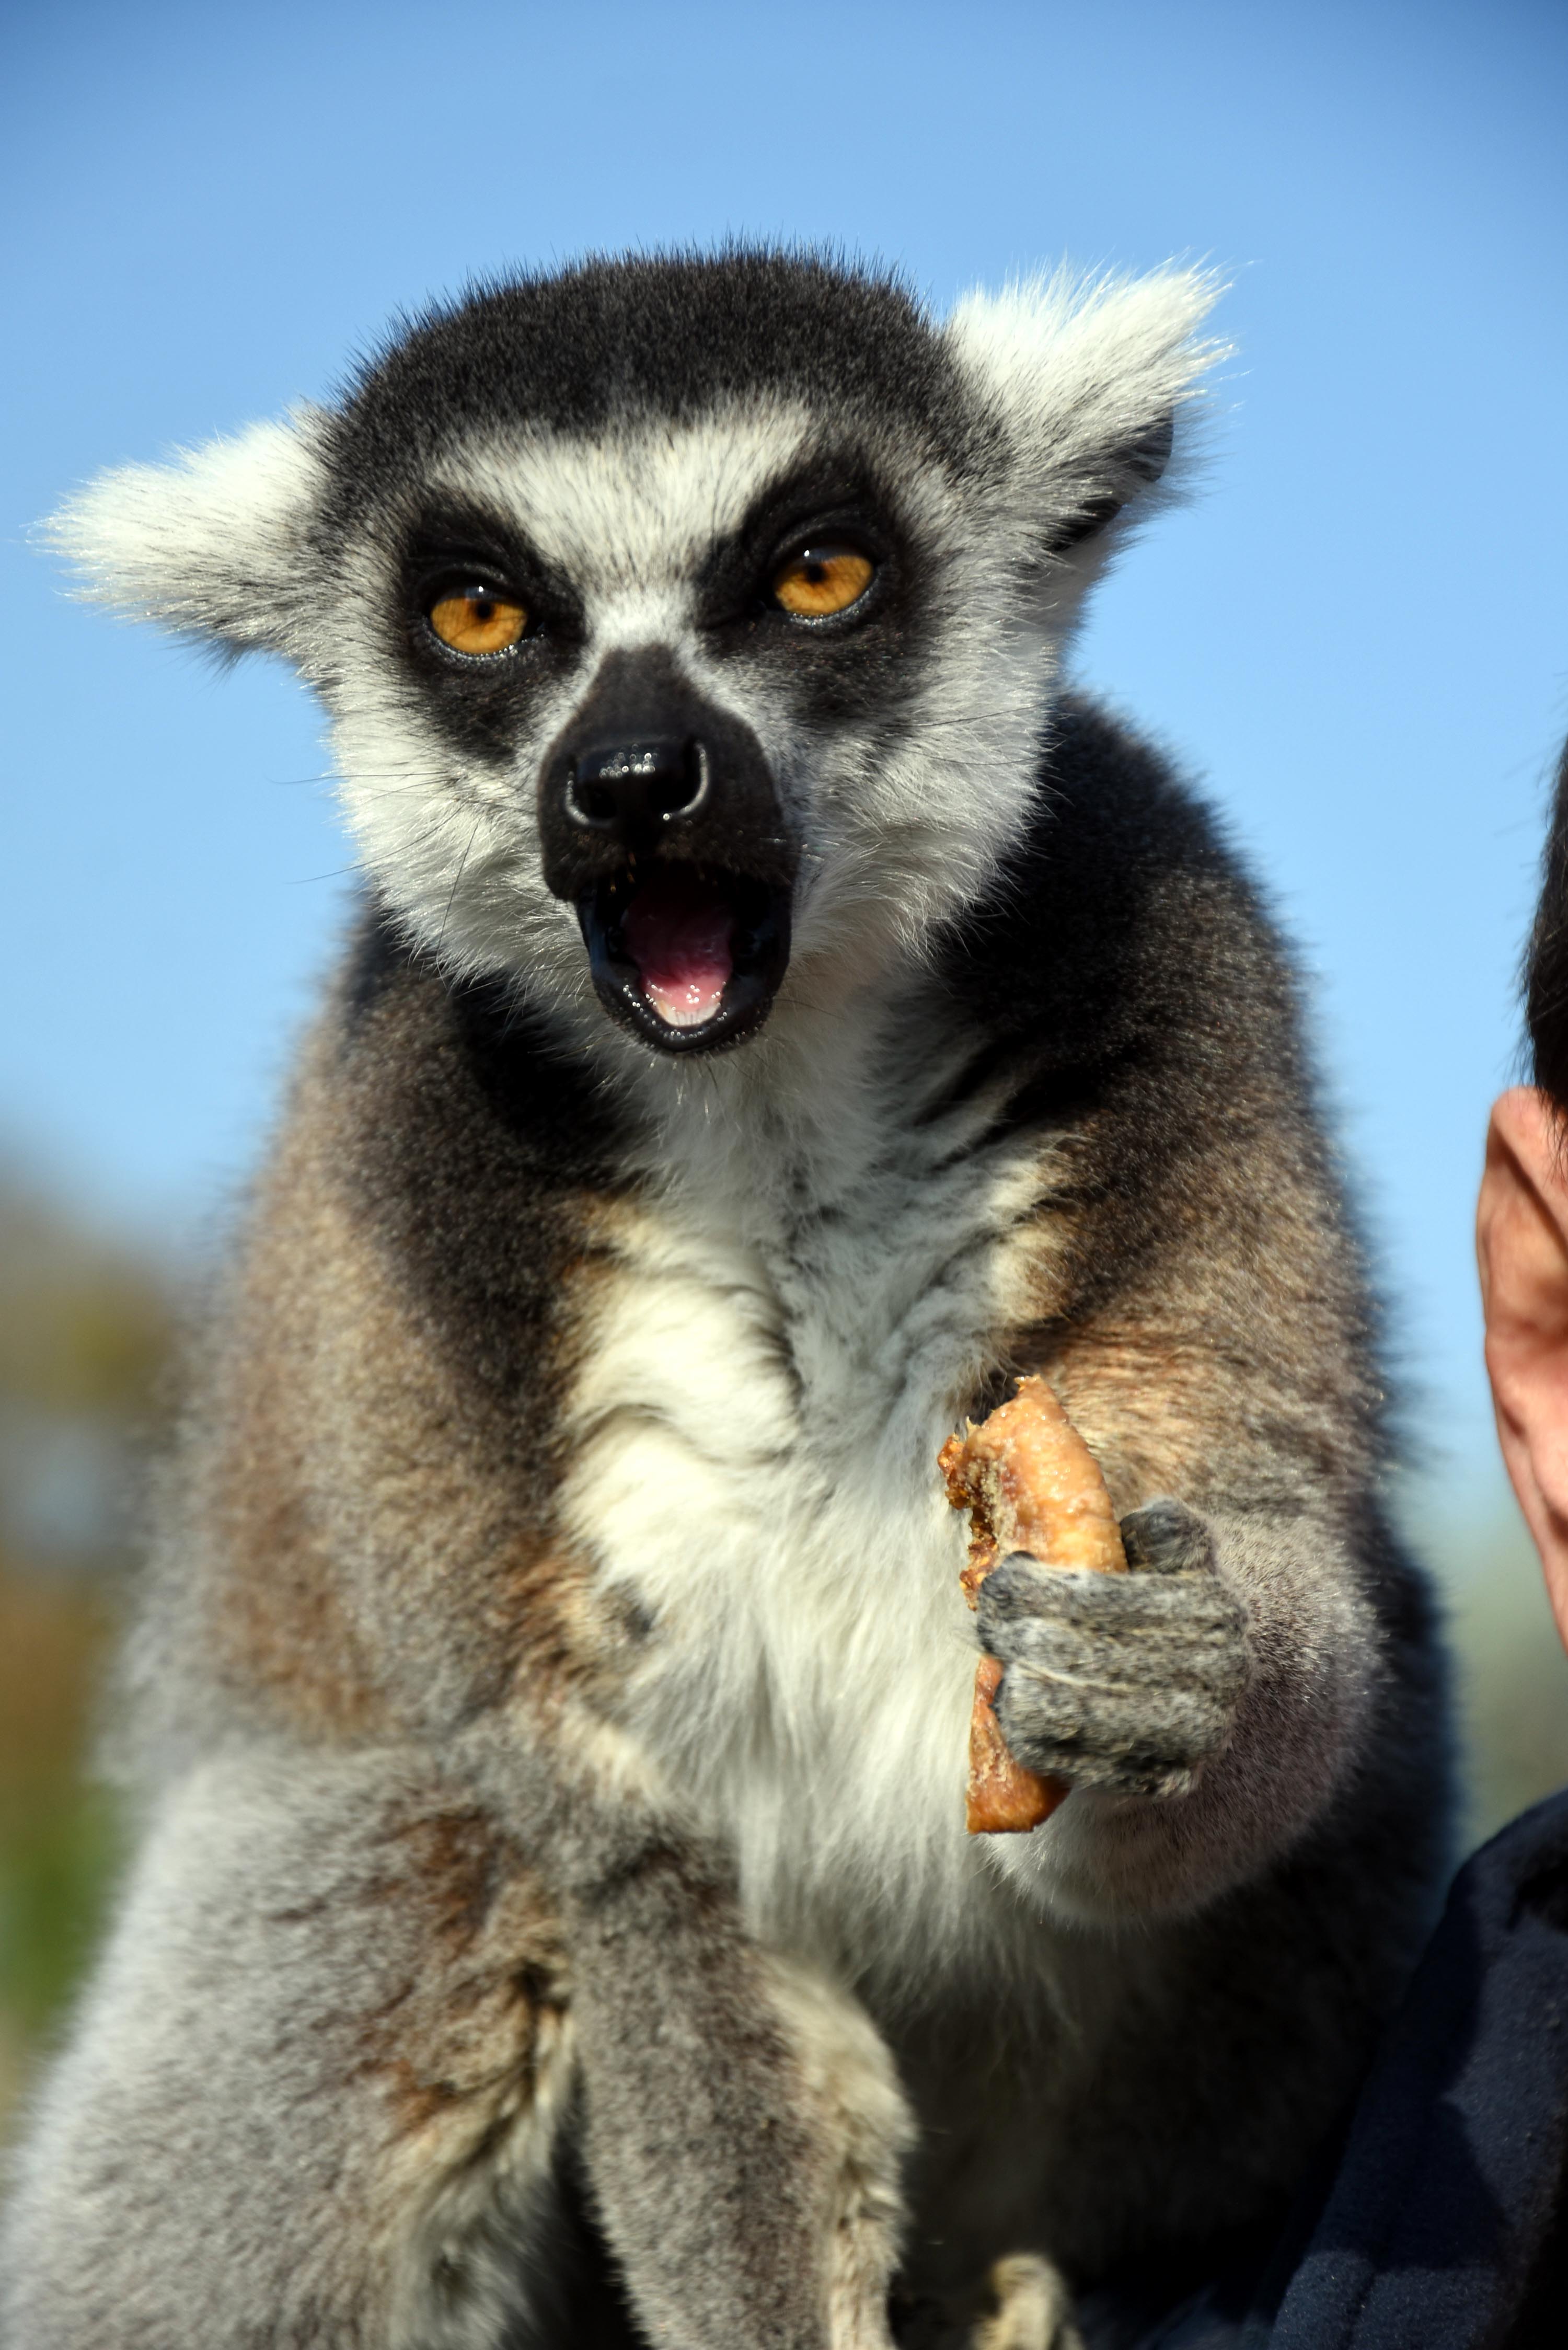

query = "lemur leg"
[0,1747,580,2350]
[891,2255,1084,2350]
[450,1700,913,2350]
[768,1957,913,2350]
[972,2257,1085,2350]
[554,1836,911,2350]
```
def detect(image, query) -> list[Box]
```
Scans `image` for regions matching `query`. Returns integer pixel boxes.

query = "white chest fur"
[559,1021,1064,1985]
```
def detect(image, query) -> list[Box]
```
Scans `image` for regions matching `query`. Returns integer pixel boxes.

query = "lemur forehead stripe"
[428,402,818,588]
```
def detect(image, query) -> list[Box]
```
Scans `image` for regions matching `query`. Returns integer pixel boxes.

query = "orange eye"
[428,583,527,656]
[771,544,875,618]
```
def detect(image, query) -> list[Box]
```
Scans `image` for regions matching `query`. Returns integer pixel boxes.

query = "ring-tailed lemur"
[2,252,1451,2350]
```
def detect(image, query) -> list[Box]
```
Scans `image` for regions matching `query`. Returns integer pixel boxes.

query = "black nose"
[564,737,708,838]
[537,648,796,909]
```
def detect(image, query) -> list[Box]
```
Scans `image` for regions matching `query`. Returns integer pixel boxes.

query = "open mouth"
[578,865,792,1054]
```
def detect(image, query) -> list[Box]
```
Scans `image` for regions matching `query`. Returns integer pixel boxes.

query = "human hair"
[1526,739,1568,1109]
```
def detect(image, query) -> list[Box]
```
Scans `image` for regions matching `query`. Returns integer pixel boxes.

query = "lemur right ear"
[943,266,1226,556]
[47,408,331,661]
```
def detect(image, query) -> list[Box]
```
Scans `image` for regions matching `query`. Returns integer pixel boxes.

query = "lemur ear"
[943,267,1226,555]
[47,409,331,659]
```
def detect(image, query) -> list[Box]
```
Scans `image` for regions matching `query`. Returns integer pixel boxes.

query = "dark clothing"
[1108,1789,1568,2348]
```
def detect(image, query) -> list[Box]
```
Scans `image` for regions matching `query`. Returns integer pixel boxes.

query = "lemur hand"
[974,1500,1248,1801]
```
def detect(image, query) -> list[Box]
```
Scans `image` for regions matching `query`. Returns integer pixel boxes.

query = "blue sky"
[3,0,1565,1496]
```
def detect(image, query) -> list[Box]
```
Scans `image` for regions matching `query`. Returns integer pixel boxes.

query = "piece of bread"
[939,1376,1127,1833]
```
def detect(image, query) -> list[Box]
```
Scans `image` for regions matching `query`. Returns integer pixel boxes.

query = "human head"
[1477,739,1568,1650]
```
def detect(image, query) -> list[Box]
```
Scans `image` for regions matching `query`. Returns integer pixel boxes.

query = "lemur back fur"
[2,252,1451,2350]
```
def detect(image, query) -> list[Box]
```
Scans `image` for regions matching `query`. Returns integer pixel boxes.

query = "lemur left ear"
[943,267,1226,554]
[46,408,332,661]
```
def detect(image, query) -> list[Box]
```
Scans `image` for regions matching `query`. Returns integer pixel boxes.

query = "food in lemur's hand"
[940,1377,1128,1833]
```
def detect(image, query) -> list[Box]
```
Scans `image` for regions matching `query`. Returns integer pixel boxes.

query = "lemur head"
[55,251,1220,1059]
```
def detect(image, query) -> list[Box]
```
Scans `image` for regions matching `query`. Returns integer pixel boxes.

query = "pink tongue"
[622,878,735,1029]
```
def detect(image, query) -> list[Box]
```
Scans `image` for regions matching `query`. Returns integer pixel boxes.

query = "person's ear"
[1478,1085,1568,1650]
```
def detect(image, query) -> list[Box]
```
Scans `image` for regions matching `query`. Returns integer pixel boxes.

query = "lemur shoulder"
[1,252,1452,2350]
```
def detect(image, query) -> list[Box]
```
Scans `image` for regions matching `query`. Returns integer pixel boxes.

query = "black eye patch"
[392,501,588,760]
[695,459,936,737]
[693,459,896,623]
[399,501,583,643]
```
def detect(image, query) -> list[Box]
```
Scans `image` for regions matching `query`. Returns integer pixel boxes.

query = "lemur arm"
[967,1119,1391,1922]
[960,1017,1393,1921]
[978,1494,1380,1918]
[0,1740,906,2350]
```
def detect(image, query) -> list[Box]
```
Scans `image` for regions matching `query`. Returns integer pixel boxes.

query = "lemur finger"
[999,1733,1204,1804]
[995,1658,1239,1756]
[1119,1497,1216,1575]
[994,1664,1236,1790]
[976,1556,1246,1653]
[988,1611,1249,1699]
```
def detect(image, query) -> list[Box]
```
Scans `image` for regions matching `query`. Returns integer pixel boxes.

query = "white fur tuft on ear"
[944,266,1227,546]
[46,409,331,658]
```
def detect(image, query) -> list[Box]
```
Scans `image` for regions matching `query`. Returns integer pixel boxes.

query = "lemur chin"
[3,251,1452,2350]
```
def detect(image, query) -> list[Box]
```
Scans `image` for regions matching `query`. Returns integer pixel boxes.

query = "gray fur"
[979,1522,1249,1800]
[4,251,1452,2350]
[2,1748,574,2348]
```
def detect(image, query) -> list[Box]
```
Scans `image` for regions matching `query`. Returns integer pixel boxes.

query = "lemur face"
[328,397,983,1057]
[54,254,1219,1058]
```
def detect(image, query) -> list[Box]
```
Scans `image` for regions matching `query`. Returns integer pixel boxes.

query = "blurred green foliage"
[0,1176,172,2124]
[0,1562,123,2114]
[1,1170,1567,2138]
[0,1184,175,1424]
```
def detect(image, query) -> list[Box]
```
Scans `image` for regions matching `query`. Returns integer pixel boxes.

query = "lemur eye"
[771,544,874,618]
[426,583,527,656]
